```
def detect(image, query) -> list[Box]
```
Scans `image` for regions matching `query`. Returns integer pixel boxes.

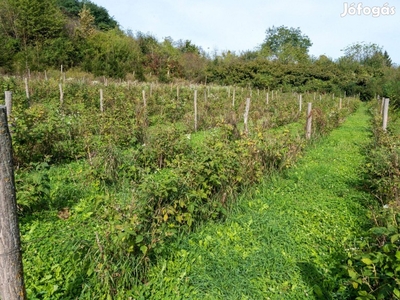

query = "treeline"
[0,0,399,102]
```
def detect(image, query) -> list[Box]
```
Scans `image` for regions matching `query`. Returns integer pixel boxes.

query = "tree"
[84,1,118,30]
[175,39,200,54]
[341,42,383,65]
[14,0,65,44]
[0,0,19,39]
[57,0,118,30]
[383,50,392,67]
[82,29,141,78]
[75,5,95,39]
[261,25,312,63]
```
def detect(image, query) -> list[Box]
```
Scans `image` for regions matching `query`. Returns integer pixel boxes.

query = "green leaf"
[135,235,144,243]
[391,234,400,243]
[140,245,147,254]
[348,268,358,279]
[361,258,373,265]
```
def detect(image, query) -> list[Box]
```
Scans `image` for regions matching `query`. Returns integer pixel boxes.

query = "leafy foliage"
[261,25,312,63]
[343,101,400,299]
[8,74,360,298]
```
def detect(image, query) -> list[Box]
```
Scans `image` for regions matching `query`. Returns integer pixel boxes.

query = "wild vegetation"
[343,100,400,299]
[0,73,357,298]
[0,0,400,298]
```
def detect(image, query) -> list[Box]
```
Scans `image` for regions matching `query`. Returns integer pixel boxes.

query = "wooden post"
[339,98,342,110]
[5,92,12,117]
[382,98,389,131]
[306,102,312,139]
[244,97,251,134]
[380,98,385,115]
[266,92,269,105]
[24,78,29,100]
[232,88,236,107]
[0,106,26,299]
[299,94,302,112]
[99,89,104,113]
[59,83,64,105]
[44,70,48,81]
[142,90,147,108]
[194,90,198,132]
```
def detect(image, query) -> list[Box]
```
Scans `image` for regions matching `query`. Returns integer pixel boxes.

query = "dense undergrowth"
[343,101,400,299]
[1,74,359,298]
[130,102,374,299]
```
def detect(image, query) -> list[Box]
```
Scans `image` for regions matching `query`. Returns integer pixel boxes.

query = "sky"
[92,0,400,64]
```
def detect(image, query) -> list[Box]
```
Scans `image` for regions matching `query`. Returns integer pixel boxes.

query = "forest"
[0,0,399,104]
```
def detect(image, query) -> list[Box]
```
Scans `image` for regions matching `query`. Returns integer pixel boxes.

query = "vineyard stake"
[299,94,302,112]
[306,102,312,139]
[194,90,198,131]
[382,98,389,131]
[59,83,64,105]
[244,97,251,134]
[100,89,104,113]
[5,91,12,117]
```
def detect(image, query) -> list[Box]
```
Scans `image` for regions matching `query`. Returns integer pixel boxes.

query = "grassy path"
[139,103,374,299]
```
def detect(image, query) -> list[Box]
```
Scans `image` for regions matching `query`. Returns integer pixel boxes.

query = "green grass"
[136,103,375,299]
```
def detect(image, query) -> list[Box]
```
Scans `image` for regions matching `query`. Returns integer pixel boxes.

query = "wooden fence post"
[142,90,147,108]
[59,83,64,105]
[0,106,26,299]
[306,102,312,139]
[382,98,389,131]
[244,97,251,134]
[99,89,104,113]
[5,91,12,117]
[232,88,236,107]
[299,94,302,112]
[194,90,198,132]
[24,78,29,100]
